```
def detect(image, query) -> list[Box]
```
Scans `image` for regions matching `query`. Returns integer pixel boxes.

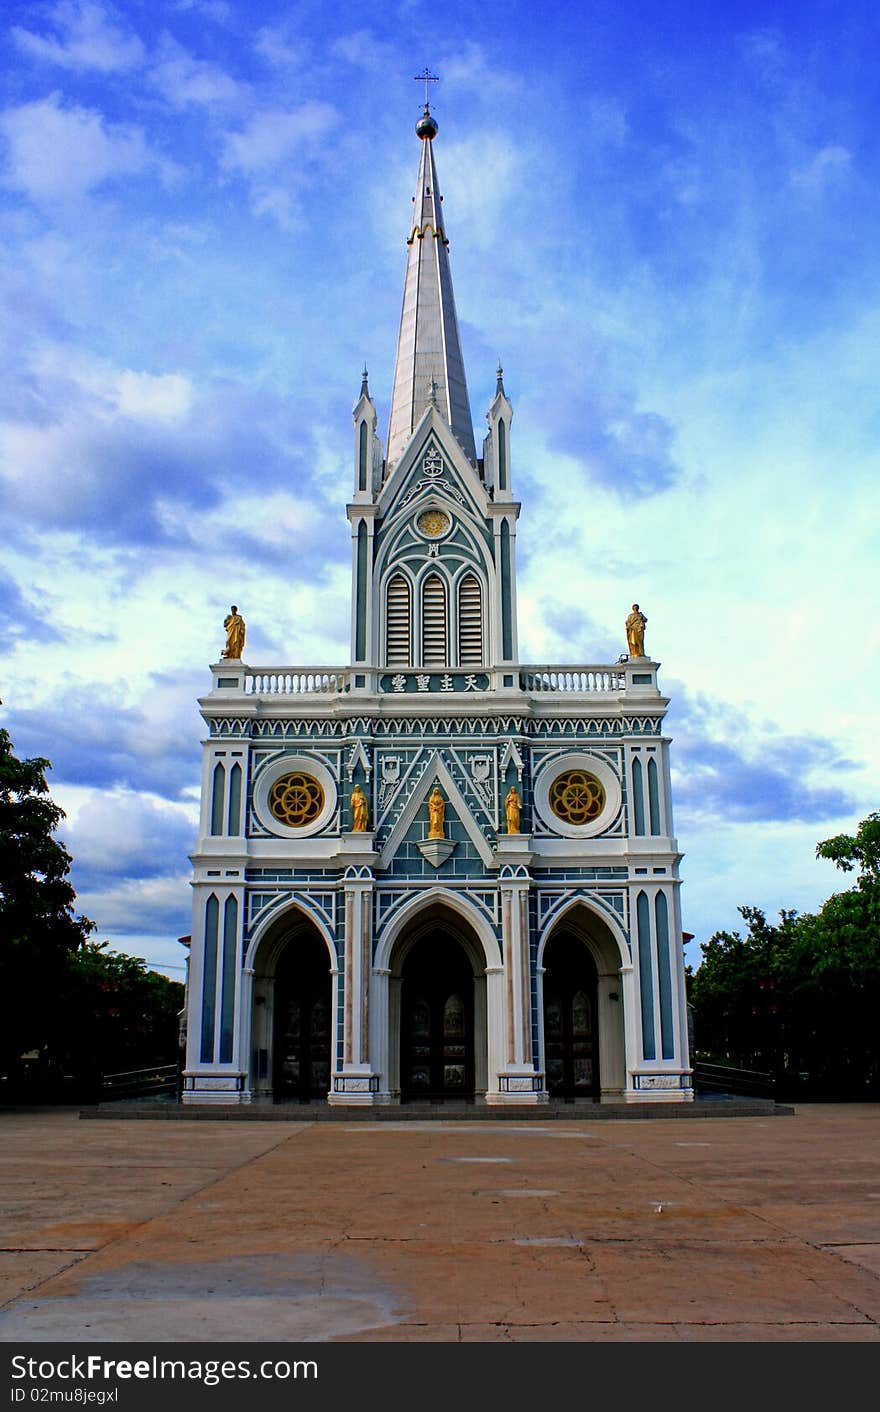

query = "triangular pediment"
[378,749,495,870]
[379,406,488,525]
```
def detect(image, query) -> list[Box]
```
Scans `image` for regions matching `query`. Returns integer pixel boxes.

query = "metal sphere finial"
[414,69,439,139]
[416,105,438,140]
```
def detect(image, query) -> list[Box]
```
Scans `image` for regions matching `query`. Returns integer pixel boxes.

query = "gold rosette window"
[417,509,451,537]
[269,772,325,828]
[549,770,606,826]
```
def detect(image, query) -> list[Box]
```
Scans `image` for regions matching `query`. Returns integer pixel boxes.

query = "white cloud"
[12,1,145,73]
[440,41,523,101]
[221,102,338,175]
[116,371,193,422]
[248,183,299,231]
[439,133,523,251]
[148,33,249,110]
[253,25,310,69]
[331,29,397,72]
[76,875,192,937]
[62,787,196,876]
[790,144,852,192]
[0,93,167,201]
[173,0,233,23]
[23,346,193,424]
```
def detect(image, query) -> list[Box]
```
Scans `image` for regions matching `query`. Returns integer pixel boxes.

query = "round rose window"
[268,772,325,828]
[417,508,451,537]
[549,770,606,826]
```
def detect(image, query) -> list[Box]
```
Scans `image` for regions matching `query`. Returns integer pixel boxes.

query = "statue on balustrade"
[427,786,446,840]
[625,603,647,659]
[222,605,246,660]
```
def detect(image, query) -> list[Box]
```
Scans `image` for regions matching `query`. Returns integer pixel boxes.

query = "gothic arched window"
[385,574,412,666]
[458,573,483,666]
[421,573,448,667]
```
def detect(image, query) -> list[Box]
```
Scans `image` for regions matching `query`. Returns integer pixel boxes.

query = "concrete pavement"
[0,1105,878,1342]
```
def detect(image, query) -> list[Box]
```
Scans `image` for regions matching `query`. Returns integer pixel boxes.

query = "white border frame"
[534,751,623,839]
[253,753,338,839]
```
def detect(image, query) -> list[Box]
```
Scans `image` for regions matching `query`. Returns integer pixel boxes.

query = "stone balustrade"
[243,669,351,695]
[518,666,627,693]
[233,664,641,697]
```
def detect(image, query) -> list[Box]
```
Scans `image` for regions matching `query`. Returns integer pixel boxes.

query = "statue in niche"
[427,786,446,840]
[625,603,647,658]
[222,605,246,660]
[505,785,522,834]
[351,784,369,833]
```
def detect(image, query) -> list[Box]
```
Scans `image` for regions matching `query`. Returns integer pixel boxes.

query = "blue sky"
[2,0,877,978]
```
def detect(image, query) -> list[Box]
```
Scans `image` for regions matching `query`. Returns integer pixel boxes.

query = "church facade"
[182,106,692,1107]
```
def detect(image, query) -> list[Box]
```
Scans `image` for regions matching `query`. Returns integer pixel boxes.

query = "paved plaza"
[0,1105,878,1342]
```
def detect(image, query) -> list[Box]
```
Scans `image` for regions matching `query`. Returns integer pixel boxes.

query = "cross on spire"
[414,67,439,109]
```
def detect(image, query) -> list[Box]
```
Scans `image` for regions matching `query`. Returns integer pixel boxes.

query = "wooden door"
[401,934,474,1100]
[274,934,331,1100]
[543,933,599,1098]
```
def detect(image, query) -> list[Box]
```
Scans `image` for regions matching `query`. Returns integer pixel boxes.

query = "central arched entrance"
[542,930,600,1098]
[400,930,475,1100]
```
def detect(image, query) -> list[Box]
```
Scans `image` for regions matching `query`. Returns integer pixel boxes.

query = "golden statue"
[625,603,647,658]
[427,786,446,840]
[505,785,521,834]
[222,605,246,660]
[351,784,369,833]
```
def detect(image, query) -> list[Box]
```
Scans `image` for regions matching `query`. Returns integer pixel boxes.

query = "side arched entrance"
[274,932,331,1099]
[539,902,628,1102]
[248,909,335,1102]
[542,930,600,1098]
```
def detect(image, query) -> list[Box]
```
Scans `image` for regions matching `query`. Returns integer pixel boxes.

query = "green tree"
[1,728,184,1097]
[59,943,184,1083]
[691,812,880,1096]
[0,727,94,1078]
[816,811,880,887]
[690,907,798,1073]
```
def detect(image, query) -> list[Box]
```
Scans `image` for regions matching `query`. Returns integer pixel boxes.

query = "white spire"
[386,109,476,469]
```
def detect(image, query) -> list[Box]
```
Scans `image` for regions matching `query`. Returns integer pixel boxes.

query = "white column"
[328,879,379,1105]
[488,880,545,1104]
[370,966,392,1102]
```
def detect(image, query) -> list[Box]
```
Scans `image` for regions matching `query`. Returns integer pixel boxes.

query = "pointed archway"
[247,906,337,1103]
[273,931,331,1100]
[542,930,599,1098]
[538,901,629,1102]
[376,893,502,1103]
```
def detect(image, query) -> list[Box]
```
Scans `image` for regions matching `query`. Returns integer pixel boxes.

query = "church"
[181,103,692,1107]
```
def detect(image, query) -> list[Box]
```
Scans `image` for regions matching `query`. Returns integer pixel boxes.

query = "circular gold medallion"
[417,508,451,537]
[268,772,324,828]
[549,770,606,826]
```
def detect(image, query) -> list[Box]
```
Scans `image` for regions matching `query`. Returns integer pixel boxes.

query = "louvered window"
[422,573,448,667]
[385,574,411,666]
[458,574,483,666]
